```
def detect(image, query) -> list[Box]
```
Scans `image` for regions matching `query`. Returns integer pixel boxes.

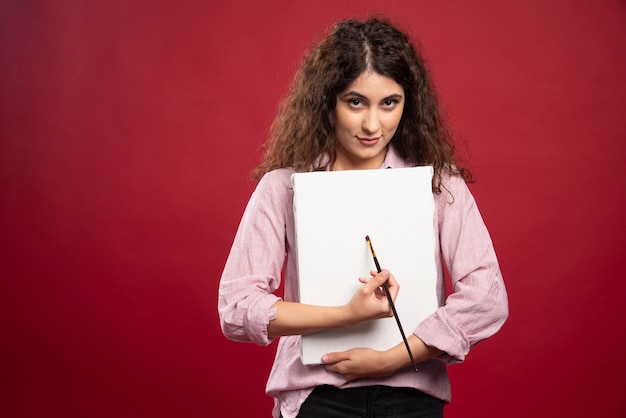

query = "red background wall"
[1,1,625,417]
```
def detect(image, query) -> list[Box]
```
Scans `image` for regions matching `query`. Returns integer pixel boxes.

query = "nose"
[362,109,381,135]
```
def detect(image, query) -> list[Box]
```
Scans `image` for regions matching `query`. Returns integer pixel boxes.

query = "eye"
[348,98,362,107]
[382,98,399,108]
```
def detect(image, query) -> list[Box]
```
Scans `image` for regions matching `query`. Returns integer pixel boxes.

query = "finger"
[322,352,349,365]
[384,272,400,299]
[367,269,390,290]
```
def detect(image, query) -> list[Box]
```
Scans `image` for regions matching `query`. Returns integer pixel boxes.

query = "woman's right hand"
[267,269,399,338]
[345,269,399,322]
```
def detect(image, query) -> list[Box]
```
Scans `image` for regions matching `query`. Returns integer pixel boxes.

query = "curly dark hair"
[253,16,472,192]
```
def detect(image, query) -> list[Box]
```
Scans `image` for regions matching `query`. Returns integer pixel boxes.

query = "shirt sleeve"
[415,174,509,363]
[218,171,289,346]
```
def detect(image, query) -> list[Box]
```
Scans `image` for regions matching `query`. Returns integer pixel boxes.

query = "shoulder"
[242,168,295,222]
[434,168,475,209]
[259,167,294,184]
[254,168,295,199]
[440,168,469,191]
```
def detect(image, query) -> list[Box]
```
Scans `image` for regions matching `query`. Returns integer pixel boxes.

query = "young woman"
[218,17,508,418]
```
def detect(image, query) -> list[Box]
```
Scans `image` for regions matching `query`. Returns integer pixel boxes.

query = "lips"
[357,137,380,146]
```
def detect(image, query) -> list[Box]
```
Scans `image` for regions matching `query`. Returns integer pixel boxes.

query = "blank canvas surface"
[291,166,439,365]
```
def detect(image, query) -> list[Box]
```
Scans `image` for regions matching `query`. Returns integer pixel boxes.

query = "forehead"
[340,71,404,96]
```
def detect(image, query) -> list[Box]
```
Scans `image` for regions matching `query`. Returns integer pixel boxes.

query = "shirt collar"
[380,144,410,169]
[315,144,410,171]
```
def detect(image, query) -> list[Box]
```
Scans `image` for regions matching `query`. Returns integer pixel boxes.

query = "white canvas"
[291,166,439,365]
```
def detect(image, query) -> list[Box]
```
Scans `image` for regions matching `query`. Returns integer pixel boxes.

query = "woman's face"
[333,71,405,171]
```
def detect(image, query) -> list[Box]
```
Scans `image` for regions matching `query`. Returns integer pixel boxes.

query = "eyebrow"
[339,92,404,101]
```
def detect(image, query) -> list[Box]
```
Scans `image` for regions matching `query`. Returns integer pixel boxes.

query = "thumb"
[370,269,390,287]
[322,351,348,365]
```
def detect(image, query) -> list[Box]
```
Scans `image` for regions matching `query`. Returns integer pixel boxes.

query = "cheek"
[383,111,403,131]
[335,111,358,132]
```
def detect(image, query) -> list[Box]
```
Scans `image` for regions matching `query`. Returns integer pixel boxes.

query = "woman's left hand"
[322,348,394,381]
[322,335,443,381]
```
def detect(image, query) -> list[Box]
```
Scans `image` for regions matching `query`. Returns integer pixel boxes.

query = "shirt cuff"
[415,309,470,364]
[246,294,282,346]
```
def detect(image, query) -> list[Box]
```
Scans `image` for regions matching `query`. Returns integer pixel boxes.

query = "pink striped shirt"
[218,146,508,418]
